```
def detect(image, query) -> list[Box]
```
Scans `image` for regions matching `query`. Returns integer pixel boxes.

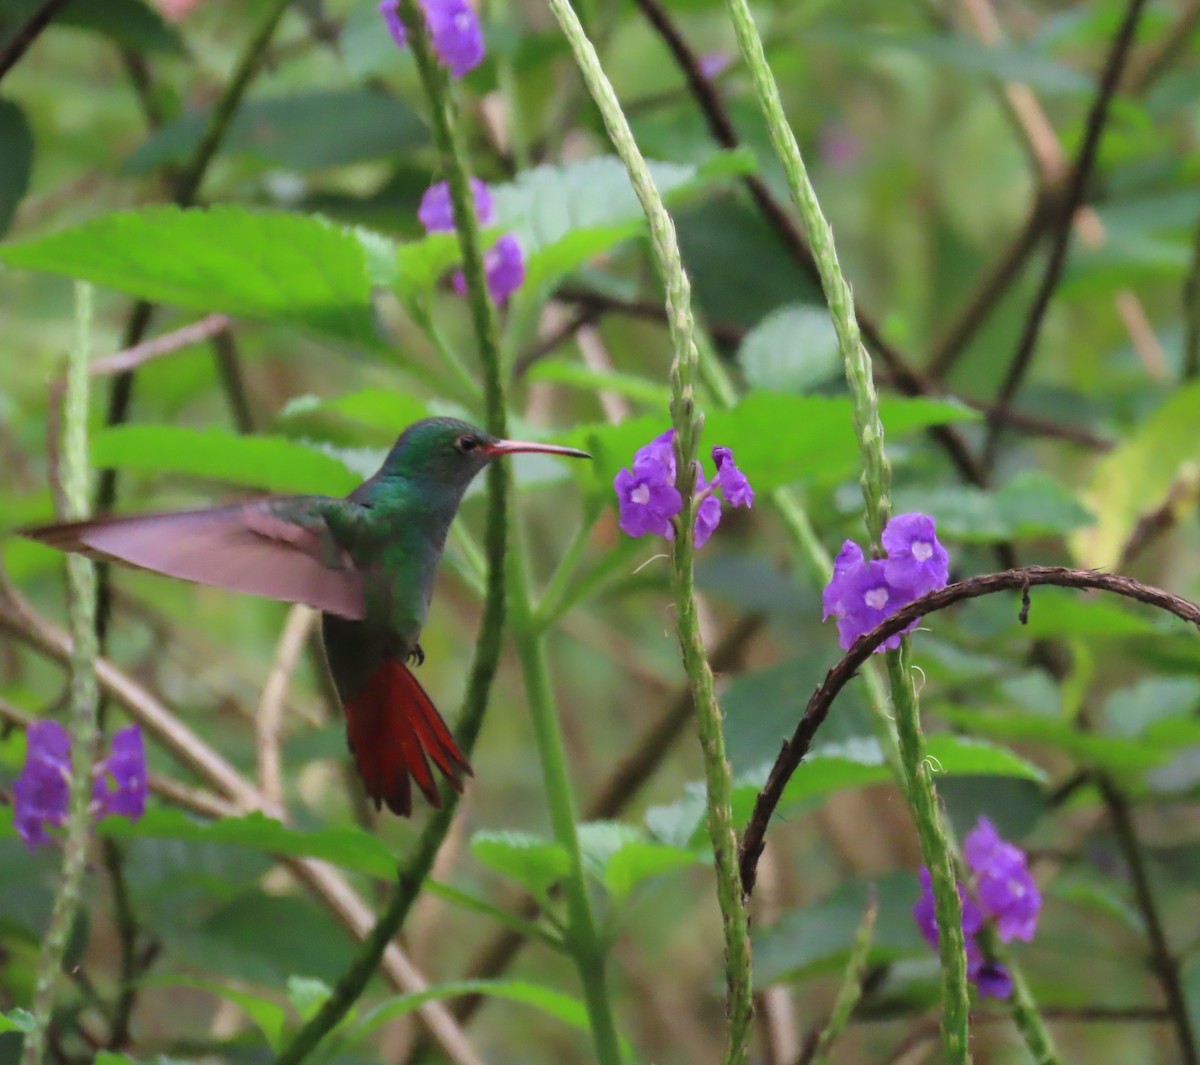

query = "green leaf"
[525,360,669,406]
[0,99,32,238]
[897,471,1095,543]
[1073,380,1200,567]
[100,809,396,879]
[738,303,841,393]
[1018,588,1158,639]
[470,830,571,898]
[0,207,382,344]
[126,90,428,174]
[142,976,286,1051]
[345,979,604,1050]
[753,873,926,987]
[574,393,979,495]
[1102,678,1200,739]
[576,822,702,903]
[280,389,430,437]
[287,976,333,1023]
[0,0,183,52]
[0,1008,34,1034]
[491,152,754,290]
[89,425,360,495]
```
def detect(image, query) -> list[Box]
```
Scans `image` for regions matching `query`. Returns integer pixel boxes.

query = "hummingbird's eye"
[455,434,480,454]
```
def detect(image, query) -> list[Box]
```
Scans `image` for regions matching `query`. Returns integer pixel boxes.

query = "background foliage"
[2,0,1200,1063]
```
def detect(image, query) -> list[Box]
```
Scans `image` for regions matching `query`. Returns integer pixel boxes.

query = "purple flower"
[418,178,494,234]
[834,559,917,652]
[821,512,948,652]
[11,722,148,851]
[912,818,1037,1001]
[613,432,753,548]
[378,0,407,48]
[712,447,754,508]
[94,727,148,821]
[379,0,486,78]
[822,540,864,621]
[882,513,949,598]
[421,0,485,77]
[694,492,722,548]
[13,721,72,851]
[698,51,731,79]
[965,817,1041,943]
[453,233,526,304]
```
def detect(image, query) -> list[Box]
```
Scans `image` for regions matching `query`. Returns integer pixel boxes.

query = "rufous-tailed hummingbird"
[22,417,589,816]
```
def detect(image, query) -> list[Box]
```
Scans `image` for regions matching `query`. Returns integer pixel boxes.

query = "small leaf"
[0,99,32,238]
[603,841,703,904]
[738,304,841,393]
[526,360,668,406]
[141,976,286,1051]
[470,830,571,898]
[0,1008,35,1034]
[0,0,183,52]
[0,207,383,344]
[89,425,360,496]
[287,976,333,1023]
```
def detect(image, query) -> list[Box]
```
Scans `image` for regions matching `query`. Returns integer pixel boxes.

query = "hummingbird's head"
[382,417,590,490]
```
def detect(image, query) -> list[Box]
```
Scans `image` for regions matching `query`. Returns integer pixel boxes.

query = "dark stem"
[100,838,153,1049]
[1182,212,1200,380]
[981,0,1151,471]
[1095,774,1199,1065]
[0,0,74,82]
[737,565,1200,899]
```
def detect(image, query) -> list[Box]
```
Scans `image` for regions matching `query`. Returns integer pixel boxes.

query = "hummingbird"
[22,417,590,816]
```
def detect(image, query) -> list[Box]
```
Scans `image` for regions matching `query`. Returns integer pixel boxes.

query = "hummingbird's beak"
[485,438,591,460]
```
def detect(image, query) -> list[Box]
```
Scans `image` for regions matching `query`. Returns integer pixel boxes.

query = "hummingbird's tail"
[342,657,472,816]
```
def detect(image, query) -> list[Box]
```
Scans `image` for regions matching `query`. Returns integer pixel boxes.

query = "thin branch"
[1096,774,1199,1065]
[255,605,316,817]
[1183,211,1200,380]
[738,565,1200,899]
[982,0,1151,471]
[0,0,74,82]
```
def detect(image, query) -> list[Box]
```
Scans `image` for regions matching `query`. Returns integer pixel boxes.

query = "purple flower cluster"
[378,0,485,78]
[419,180,526,305]
[913,817,1042,1000]
[614,430,754,548]
[12,720,148,852]
[822,513,949,652]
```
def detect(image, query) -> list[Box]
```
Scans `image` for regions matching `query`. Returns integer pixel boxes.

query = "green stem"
[274,8,514,1062]
[533,505,602,631]
[810,891,876,1065]
[540,4,752,1063]
[508,515,624,1065]
[715,1,972,1058]
[22,283,99,1065]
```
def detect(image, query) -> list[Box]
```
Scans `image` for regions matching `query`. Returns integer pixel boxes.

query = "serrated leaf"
[126,90,427,174]
[88,425,360,495]
[99,809,395,879]
[470,830,570,898]
[1072,379,1200,567]
[738,303,841,393]
[0,99,32,238]
[491,152,753,290]
[0,207,382,344]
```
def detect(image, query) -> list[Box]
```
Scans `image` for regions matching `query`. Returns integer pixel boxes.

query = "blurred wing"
[21,500,366,620]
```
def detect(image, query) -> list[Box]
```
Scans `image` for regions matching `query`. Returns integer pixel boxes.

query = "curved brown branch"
[0,0,74,82]
[737,566,1200,899]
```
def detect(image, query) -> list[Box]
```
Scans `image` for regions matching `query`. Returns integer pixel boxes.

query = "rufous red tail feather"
[342,658,471,816]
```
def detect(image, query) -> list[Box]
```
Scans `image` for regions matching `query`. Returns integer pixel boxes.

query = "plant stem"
[507,517,624,1065]
[715,0,971,1058]
[273,9,514,1062]
[540,3,753,1063]
[22,283,98,1065]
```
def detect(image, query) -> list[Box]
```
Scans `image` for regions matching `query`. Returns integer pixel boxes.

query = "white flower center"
[864,587,889,610]
[631,484,650,506]
[454,11,472,30]
[911,540,933,562]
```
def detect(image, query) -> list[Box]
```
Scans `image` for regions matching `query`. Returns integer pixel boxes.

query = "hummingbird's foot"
[408,644,425,667]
